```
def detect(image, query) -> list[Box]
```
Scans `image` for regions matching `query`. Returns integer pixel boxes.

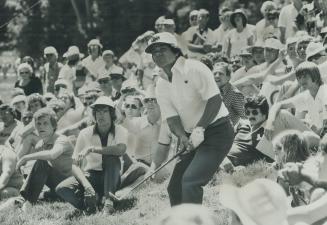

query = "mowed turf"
[0,77,276,225]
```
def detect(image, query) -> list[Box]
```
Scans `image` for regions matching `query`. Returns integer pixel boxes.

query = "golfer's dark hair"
[33,107,58,131]
[296,61,323,86]
[244,95,269,117]
[27,93,46,111]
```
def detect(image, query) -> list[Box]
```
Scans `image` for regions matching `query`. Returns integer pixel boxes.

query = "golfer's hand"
[77,147,93,163]
[189,127,205,149]
[16,157,27,170]
[178,135,193,153]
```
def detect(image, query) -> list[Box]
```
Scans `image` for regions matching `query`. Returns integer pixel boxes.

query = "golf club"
[109,141,187,201]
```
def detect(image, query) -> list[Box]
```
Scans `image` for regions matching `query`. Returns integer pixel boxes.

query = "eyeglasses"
[144,98,157,104]
[125,104,138,110]
[20,71,30,75]
[98,79,110,84]
[245,109,259,116]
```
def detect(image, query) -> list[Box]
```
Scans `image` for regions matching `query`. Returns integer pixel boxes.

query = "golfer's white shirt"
[156,57,229,133]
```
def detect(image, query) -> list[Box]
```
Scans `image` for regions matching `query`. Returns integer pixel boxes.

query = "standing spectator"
[82,39,105,81]
[213,62,245,126]
[186,9,217,59]
[43,46,63,93]
[213,7,232,49]
[278,0,303,43]
[223,9,255,58]
[146,32,234,205]
[182,10,199,45]
[255,1,280,44]
[15,63,43,96]
[97,50,122,79]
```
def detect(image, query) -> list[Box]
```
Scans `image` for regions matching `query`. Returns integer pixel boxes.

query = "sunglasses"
[245,109,259,116]
[121,87,136,94]
[125,104,138,110]
[20,71,30,75]
[98,79,110,84]
[144,98,157,104]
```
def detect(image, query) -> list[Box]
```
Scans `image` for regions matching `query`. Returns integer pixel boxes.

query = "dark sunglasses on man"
[125,104,138,110]
[245,109,259,116]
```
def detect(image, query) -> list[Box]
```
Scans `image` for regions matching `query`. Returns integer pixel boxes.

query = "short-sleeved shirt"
[82,55,105,79]
[223,26,254,57]
[34,134,74,177]
[291,84,327,130]
[255,19,280,45]
[278,3,299,40]
[73,125,127,171]
[156,57,229,133]
[121,116,161,164]
[231,66,261,97]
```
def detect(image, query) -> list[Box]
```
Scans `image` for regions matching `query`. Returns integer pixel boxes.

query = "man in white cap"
[43,46,63,93]
[145,32,234,205]
[110,67,126,101]
[97,50,122,79]
[82,39,105,81]
[278,0,303,43]
[185,9,217,59]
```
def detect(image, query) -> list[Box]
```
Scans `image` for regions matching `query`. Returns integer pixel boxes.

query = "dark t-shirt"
[15,77,43,96]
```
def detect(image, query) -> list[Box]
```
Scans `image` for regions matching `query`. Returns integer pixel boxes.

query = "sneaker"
[103,199,115,215]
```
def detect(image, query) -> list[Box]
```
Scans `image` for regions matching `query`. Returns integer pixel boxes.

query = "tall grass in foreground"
[0,161,275,225]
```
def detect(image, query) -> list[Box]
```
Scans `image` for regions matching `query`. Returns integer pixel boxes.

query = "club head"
[108,192,122,202]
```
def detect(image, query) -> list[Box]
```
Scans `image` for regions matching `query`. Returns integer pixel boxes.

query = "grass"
[0,161,276,225]
[0,77,276,224]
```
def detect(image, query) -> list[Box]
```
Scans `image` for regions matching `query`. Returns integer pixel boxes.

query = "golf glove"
[190,127,205,149]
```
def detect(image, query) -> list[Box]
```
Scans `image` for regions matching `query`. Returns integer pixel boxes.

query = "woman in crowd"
[14,63,43,96]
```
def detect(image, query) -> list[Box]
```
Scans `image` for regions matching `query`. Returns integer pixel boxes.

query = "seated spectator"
[0,145,23,200]
[11,95,27,121]
[97,72,112,98]
[82,39,105,81]
[252,41,265,65]
[266,62,327,135]
[230,55,242,73]
[56,96,127,215]
[14,63,43,96]
[227,95,309,167]
[16,108,74,210]
[0,105,23,145]
[213,62,245,126]
[154,204,219,225]
[219,178,291,225]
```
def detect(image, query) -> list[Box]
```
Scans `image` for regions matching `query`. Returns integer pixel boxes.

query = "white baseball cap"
[44,46,58,56]
[145,32,179,53]
[91,96,115,109]
[102,50,114,57]
[306,42,326,61]
[264,38,283,50]
[219,179,289,225]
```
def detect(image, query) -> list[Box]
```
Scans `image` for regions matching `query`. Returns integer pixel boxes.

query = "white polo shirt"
[156,57,229,133]
[73,124,127,171]
[291,84,327,130]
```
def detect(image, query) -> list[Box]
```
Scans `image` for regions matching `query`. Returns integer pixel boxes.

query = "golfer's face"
[151,45,177,68]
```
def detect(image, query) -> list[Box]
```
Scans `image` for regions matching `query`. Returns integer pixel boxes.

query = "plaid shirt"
[220,82,246,125]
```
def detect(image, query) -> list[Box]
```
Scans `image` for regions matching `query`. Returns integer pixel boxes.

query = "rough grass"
[0,161,276,225]
[0,77,276,224]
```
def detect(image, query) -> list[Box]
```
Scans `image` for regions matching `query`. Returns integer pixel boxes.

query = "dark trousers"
[20,160,68,203]
[167,117,234,206]
[55,156,121,210]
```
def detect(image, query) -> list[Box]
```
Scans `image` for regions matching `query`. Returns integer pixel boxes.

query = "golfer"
[145,32,234,206]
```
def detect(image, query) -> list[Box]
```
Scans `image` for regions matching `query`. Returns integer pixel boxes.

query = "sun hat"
[65,46,84,58]
[87,39,103,49]
[306,42,326,61]
[102,50,114,57]
[239,46,253,56]
[11,95,27,105]
[44,46,58,57]
[264,38,284,50]
[145,32,179,53]
[189,10,199,17]
[230,9,247,27]
[219,178,289,225]
[90,96,115,109]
